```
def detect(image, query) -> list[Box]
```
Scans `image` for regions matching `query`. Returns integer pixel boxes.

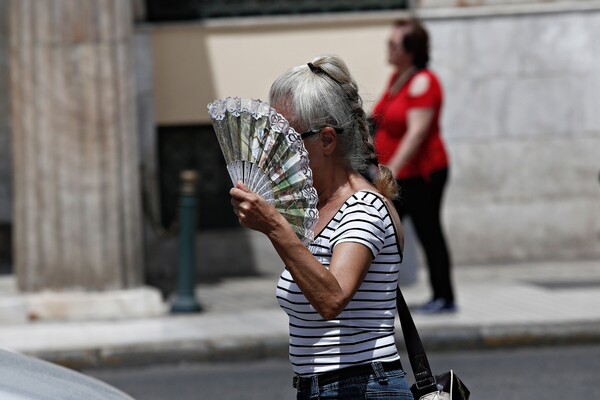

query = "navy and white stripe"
[276,191,403,376]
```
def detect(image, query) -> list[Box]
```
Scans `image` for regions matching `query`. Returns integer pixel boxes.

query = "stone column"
[9,0,143,292]
[0,0,12,272]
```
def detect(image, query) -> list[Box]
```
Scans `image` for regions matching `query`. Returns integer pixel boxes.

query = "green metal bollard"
[171,170,202,313]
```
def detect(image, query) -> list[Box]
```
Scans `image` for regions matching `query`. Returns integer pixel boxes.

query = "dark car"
[0,348,134,399]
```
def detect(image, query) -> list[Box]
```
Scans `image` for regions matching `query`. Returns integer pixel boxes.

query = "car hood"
[0,348,134,400]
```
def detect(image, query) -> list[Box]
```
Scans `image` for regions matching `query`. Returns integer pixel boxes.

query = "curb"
[417,321,600,351]
[32,336,290,370]
[30,321,600,370]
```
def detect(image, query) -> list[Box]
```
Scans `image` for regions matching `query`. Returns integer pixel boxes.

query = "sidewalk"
[0,259,599,369]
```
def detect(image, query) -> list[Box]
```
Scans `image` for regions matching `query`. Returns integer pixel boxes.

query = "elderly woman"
[230,55,413,400]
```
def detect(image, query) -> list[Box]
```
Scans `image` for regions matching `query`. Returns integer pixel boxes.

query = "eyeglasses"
[299,126,343,139]
[300,129,320,139]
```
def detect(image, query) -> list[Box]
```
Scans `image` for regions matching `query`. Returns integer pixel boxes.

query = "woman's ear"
[320,127,337,155]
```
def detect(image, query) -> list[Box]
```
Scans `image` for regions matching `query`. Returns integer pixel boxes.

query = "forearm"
[388,108,434,176]
[388,131,425,174]
[267,224,345,319]
[230,182,346,317]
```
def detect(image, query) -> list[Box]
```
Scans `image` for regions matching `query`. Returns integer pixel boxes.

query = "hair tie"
[307,61,339,84]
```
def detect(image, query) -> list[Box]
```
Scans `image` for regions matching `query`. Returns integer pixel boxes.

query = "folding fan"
[207,97,319,245]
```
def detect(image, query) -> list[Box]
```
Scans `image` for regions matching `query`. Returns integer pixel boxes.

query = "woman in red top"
[373,18,456,313]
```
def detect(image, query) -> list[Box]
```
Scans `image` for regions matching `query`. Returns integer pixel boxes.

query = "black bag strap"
[364,190,437,391]
[395,287,437,390]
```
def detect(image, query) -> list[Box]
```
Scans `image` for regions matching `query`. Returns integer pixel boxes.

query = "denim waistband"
[292,360,403,390]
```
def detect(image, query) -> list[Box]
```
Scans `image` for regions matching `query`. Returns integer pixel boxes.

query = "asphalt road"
[86,344,600,400]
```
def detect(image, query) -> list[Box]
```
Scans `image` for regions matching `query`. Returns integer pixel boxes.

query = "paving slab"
[0,260,599,368]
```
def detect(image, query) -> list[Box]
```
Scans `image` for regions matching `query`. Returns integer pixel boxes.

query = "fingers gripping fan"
[208,97,319,246]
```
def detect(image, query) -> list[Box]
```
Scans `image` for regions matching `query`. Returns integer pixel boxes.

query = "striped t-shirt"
[276,190,402,376]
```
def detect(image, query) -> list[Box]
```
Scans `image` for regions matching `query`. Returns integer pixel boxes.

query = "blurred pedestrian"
[372,18,456,314]
[230,55,413,399]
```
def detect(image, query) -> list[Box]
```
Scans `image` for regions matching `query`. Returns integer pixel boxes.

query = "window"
[145,0,406,22]
[158,125,240,230]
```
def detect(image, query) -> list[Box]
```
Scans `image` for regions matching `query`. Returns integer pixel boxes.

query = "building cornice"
[139,1,600,32]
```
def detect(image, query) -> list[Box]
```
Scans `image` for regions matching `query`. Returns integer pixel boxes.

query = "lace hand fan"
[207,97,319,245]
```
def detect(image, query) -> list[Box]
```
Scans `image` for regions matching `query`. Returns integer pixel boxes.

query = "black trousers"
[393,168,454,303]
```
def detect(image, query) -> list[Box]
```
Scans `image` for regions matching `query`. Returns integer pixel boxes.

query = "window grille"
[146,0,407,22]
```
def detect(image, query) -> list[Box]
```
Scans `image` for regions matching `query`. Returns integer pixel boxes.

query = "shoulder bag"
[372,190,471,400]
[395,287,470,400]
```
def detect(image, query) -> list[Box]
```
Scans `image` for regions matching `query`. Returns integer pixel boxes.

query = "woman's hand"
[231,181,374,320]
[230,181,285,235]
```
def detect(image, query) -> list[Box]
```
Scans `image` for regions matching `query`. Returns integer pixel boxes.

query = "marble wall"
[418,0,594,8]
[425,9,600,263]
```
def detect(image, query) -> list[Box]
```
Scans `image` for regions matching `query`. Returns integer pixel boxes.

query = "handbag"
[395,288,470,400]
[369,190,470,400]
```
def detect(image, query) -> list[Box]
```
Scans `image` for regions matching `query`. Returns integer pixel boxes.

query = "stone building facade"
[0,0,598,287]
[423,2,600,263]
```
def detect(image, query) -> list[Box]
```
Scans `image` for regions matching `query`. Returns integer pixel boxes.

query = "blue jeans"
[295,362,414,400]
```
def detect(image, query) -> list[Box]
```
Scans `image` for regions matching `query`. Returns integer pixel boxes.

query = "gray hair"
[268,55,370,173]
[269,55,398,199]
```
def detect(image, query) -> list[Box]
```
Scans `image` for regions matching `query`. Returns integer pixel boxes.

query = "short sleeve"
[329,197,386,258]
[406,71,439,109]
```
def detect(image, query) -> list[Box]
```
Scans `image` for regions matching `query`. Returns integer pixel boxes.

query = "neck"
[390,65,417,94]
[317,180,347,209]
[316,169,370,209]
[396,64,415,77]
